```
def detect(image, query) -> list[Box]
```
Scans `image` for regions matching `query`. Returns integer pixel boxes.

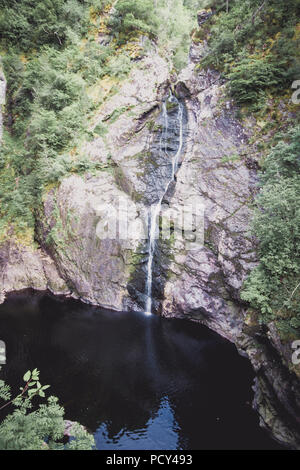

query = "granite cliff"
[0,30,299,449]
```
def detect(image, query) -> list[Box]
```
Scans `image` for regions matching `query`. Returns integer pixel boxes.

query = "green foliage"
[106,53,132,78]
[21,369,50,399]
[90,0,111,14]
[0,8,115,238]
[0,48,89,235]
[93,122,108,137]
[260,126,300,182]
[108,0,158,41]
[241,127,300,335]
[156,0,195,70]
[0,369,95,450]
[107,0,196,70]
[201,0,300,109]
[0,382,10,402]
[0,0,90,51]
[184,0,207,8]
[0,132,36,237]
[227,56,287,108]
[106,105,132,123]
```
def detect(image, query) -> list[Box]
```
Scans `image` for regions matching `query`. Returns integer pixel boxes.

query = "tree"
[241,127,300,334]
[0,0,89,51]
[108,0,158,39]
[0,369,95,450]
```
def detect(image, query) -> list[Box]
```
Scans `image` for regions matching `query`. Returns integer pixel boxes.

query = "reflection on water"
[97,397,180,450]
[0,290,282,450]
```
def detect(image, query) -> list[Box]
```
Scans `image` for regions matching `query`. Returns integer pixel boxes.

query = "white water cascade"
[145,94,184,315]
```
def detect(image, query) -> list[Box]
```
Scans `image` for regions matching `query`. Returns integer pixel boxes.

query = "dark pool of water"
[0,290,282,450]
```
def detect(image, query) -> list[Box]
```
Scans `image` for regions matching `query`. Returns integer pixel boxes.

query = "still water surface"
[0,290,282,449]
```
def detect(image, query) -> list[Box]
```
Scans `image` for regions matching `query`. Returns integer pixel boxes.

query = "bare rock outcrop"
[0,240,69,304]
[39,172,142,310]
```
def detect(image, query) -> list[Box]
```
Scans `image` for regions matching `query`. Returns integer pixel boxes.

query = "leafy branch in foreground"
[0,368,49,412]
[0,369,95,450]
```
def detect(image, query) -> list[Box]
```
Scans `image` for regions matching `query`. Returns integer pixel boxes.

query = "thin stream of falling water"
[145,94,184,315]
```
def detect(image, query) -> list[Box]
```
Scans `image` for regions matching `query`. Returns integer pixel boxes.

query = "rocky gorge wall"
[0,42,299,448]
[161,43,300,449]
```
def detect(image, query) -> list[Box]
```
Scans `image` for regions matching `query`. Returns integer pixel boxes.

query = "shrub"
[108,0,158,40]
[0,0,89,51]
[260,127,300,182]
[227,57,287,106]
[241,127,300,335]
[156,0,195,70]
[0,369,95,450]
[201,0,300,109]
[0,38,92,237]
[106,54,132,78]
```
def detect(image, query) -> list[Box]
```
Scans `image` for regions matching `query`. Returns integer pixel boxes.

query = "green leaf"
[23,371,31,382]
[31,369,39,380]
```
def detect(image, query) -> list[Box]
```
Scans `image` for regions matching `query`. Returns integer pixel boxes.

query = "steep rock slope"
[37,53,171,310]
[0,43,299,448]
[161,44,300,449]
[0,240,69,304]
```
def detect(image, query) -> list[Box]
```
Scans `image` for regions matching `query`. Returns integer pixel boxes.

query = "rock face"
[197,9,213,26]
[39,172,142,310]
[160,54,300,449]
[161,56,257,330]
[0,240,69,304]
[0,46,299,448]
[80,54,171,205]
[37,53,175,311]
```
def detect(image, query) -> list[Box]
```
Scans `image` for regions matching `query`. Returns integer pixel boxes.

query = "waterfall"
[145,93,184,315]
